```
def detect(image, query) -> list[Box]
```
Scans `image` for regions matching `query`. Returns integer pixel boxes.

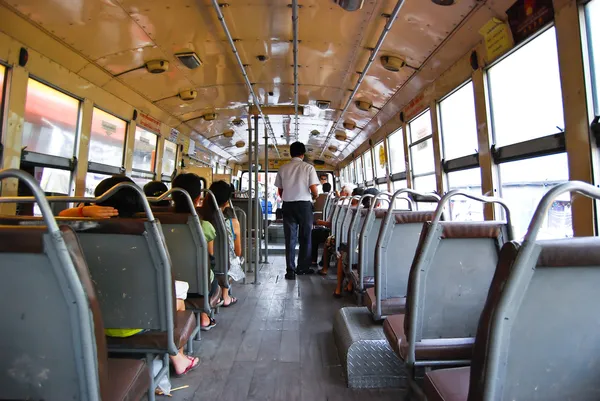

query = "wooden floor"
[168,256,407,401]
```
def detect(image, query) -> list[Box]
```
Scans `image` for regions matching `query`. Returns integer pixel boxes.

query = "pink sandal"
[173,355,199,377]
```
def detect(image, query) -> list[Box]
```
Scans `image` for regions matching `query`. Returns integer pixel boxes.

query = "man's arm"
[308,167,320,201]
[275,171,283,198]
[309,184,318,200]
[278,187,284,198]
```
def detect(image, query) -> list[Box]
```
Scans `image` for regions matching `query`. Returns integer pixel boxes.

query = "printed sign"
[479,18,514,61]
[379,144,386,168]
[137,112,161,134]
[507,0,554,44]
[187,139,196,156]
[169,128,179,142]
[403,93,426,120]
[101,120,117,136]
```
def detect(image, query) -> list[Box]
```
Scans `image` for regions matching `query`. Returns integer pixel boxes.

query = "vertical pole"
[74,99,93,196]
[264,123,269,263]
[246,114,254,274]
[254,115,260,284]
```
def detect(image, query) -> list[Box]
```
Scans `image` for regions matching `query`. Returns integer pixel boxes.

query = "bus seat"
[353,209,387,294]
[396,221,507,370]
[424,367,470,401]
[150,205,175,213]
[367,211,436,319]
[0,224,149,401]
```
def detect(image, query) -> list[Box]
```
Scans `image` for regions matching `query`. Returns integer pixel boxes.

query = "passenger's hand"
[82,206,119,218]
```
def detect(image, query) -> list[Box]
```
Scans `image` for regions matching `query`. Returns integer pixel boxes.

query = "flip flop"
[173,356,199,378]
[318,270,328,276]
[222,297,238,307]
[201,317,217,331]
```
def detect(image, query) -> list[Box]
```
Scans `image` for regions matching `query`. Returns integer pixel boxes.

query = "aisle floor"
[168,256,406,401]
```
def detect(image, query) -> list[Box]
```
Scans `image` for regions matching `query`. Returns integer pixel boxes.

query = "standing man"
[275,142,320,280]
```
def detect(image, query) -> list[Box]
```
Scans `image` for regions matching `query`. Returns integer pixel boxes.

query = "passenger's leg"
[333,254,344,297]
[319,244,329,275]
[171,299,199,375]
[297,202,314,273]
[283,202,299,275]
[311,229,320,264]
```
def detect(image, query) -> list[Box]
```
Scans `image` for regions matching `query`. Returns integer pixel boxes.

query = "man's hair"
[362,187,380,208]
[319,174,328,180]
[94,176,143,218]
[322,183,332,193]
[143,181,170,207]
[172,173,202,213]
[352,187,364,197]
[290,141,306,158]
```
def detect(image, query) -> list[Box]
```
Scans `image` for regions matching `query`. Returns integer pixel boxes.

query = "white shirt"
[274,157,320,202]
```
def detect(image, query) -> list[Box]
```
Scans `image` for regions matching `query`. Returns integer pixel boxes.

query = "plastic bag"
[153,358,171,396]
[228,256,245,282]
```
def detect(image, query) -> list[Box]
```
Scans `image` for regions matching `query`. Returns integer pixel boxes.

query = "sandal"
[173,355,199,377]
[318,269,328,276]
[223,297,238,307]
[201,317,217,331]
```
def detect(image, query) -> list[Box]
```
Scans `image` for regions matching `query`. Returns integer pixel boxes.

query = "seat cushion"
[350,269,375,290]
[383,314,474,361]
[107,358,150,401]
[365,287,406,316]
[425,367,470,401]
[185,285,222,310]
[107,310,196,352]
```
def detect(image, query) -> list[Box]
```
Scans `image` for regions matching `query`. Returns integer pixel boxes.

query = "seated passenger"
[312,183,332,273]
[143,181,171,208]
[61,176,200,375]
[171,173,220,331]
[199,180,243,307]
[333,187,379,298]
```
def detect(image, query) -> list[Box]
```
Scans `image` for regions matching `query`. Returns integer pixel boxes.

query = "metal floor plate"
[333,307,407,389]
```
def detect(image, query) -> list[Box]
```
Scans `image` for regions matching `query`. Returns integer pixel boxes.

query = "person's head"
[290,141,307,159]
[340,185,353,197]
[350,187,364,206]
[209,180,234,209]
[94,176,143,218]
[319,174,328,185]
[322,183,332,193]
[143,181,170,207]
[172,173,202,213]
[362,188,380,208]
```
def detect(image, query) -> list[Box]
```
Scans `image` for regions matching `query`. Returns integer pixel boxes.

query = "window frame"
[87,106,129,176]
[408,109,436,183]
[132,125,159,178]
[363,148,374,184]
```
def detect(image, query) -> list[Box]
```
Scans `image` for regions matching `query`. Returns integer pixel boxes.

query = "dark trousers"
[311,227,330,262]
[282,201,313,273]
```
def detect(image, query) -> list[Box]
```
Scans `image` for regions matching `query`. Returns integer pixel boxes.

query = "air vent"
[343,120,356,130]
[232,118,244,127]
[333,0,364,11]
[223,130,234,138]
[235,141,245,148]
[355,100,372,111]
[313,159,326,165]
[145,60,169,74]
[175,52,203,69]
[380,55,406,72]
[202,113,218,121]
[431,0,455,5]
[316,100,331,110]
[178,89,198,101]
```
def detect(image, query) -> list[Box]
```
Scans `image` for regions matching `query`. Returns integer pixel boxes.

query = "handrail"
[0,168,60,233]
[484,181,600,399]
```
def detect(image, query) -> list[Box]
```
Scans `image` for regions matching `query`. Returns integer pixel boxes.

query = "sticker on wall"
[379,144,387,168]
[479,18,514,62]
[170,128,179,143]
[138,112,161,134]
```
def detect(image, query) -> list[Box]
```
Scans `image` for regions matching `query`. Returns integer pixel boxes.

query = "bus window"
[409,110,435,202]
[363,149,374,182]
[355,155,364,185]
[586,0,600,116]
[374,141,386,179]
[387,128,405,174]
[488,27,564,147]
[488,26,571,240]
[447,168,483,221]
[162,140,178,179]
[89,108,126,168]
[132,127,158,174]
[22,79,79,159]
[440,82,478,160]
[348,162,356,184]
[499,153,571,239]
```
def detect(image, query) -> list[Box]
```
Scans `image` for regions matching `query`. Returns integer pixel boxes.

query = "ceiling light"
[333,0,364,11]
[223,130,234,138]
[202,113,218,121]
[335,131,347,141]
[431,0,455,5]
[355,100,372,111]
[343,120,356,130]
[235,141,245,148]
[178,89,198,101]
[311,130,320,136]
[175,52,203,69]
[145,60,169,74]
[328,145,338,152]
[380,55,406,72]
[316,100,331,110]
[232,118,244,127]
[256,55,268,62]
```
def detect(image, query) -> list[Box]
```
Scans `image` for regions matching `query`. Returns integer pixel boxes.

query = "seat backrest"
[68,218,175,332]
[153,213,209,296]
[406,222,507,343]
[358,209,385,283]
[469,238,600,401]
[341,206,357,244]
[335,205,350,250]
[231,199,263,230]
[348,211,367,265]
[314,193,327,212]
[376,211,436,301]
[0,225,104,401]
